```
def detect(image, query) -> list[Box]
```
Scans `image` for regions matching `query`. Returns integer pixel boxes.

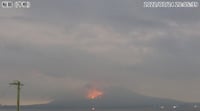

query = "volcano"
[44,87,183,108]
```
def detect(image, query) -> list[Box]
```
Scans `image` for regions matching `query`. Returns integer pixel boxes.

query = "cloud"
[0,0,200,105]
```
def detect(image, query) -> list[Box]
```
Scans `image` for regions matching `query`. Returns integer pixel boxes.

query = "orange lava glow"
[87,88,103,99]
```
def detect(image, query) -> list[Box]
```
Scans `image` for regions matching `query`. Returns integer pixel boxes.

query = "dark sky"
[0,0,200,105]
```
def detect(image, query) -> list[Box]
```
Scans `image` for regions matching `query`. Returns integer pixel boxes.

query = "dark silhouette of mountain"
[45,87,184,108]
[1,87,190,109]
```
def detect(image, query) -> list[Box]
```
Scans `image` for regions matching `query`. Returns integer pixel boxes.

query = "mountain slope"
[47,87,183,108]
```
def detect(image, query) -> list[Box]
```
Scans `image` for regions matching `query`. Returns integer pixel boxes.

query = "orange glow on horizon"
[87,88,103,99]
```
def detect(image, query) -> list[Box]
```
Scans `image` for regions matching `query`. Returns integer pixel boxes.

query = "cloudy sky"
[0,0,200,105]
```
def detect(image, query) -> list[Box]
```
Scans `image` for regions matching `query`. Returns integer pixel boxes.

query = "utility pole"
[9,80,24,111]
